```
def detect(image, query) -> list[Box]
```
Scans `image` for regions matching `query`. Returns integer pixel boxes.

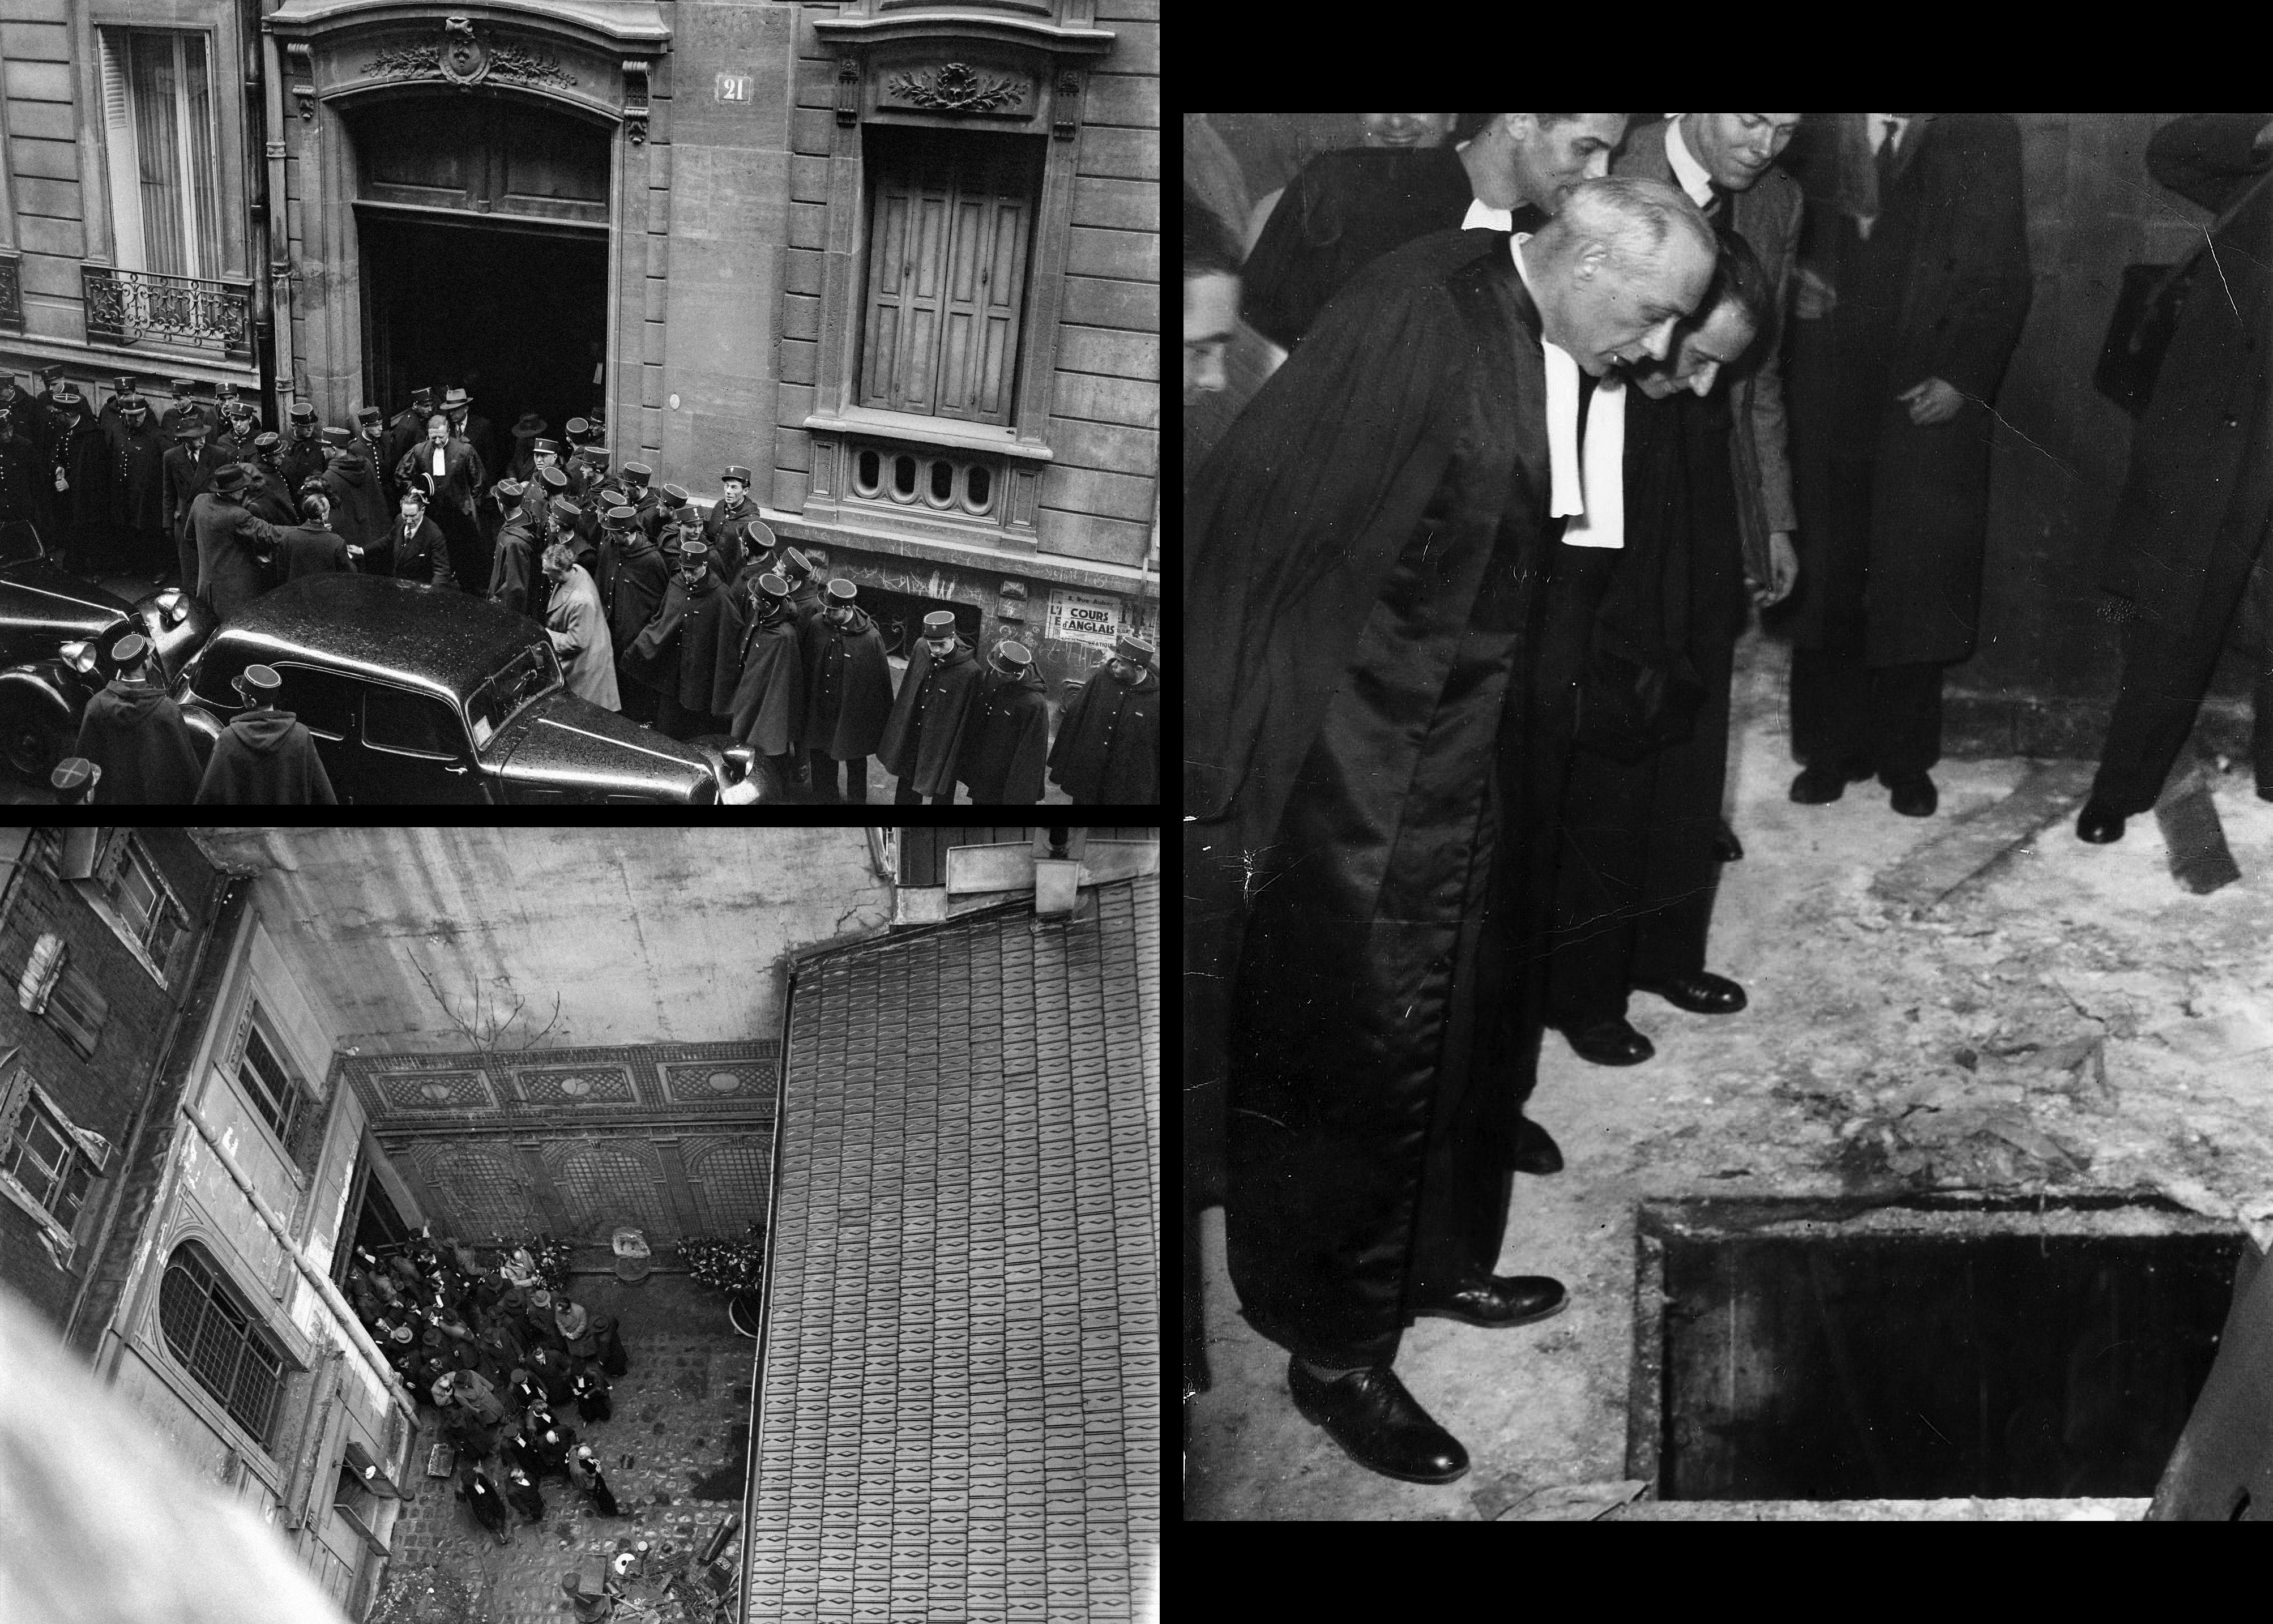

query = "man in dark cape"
[278,401,328,494]
[243,433,301,528]
[318,425,386,559]
[801,578,893,803]
[45,386,116,574]
[1048,635,1159,803]
[956,639,1050,805]
[877,611,982,804]
[104,388,169,576]
[0,408,45,534]
[70,632,205,803]
[624,537,744,739]
[1184,178,1717,1481]
[195,663,338,804]
[726,571,805,780]
[487,481,544,619]
[705,467,760,583]
[597,505,669,725]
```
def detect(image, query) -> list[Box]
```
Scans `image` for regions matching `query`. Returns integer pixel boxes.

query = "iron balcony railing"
[0,251,22,331]
[82,264,253,360]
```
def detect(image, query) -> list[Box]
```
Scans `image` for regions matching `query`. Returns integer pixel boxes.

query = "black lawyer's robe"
[1185,226,1553,1369]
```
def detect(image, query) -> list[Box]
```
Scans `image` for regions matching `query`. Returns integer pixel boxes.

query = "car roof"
[210,575,550,702]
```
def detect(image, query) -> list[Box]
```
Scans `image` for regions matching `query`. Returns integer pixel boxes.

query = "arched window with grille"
[157,1241,288,1448]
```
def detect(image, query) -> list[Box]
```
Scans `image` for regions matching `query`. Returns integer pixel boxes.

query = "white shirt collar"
[1665,116,1715,208]
[1462,197,1514,233]
[1513,237,1589,521]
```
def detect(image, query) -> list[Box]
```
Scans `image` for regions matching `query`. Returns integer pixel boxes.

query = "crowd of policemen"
[0,366,1159,804]
[345,1233,627,1543]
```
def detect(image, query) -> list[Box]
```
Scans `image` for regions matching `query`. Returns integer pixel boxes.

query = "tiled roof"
[749,876,1159,1622]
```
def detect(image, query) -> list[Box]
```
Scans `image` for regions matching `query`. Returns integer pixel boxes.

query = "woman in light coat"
[541,541,620,710]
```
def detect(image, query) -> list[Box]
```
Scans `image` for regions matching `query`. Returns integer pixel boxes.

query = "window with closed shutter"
[45,963,109,1059]
[858,127,1042,426]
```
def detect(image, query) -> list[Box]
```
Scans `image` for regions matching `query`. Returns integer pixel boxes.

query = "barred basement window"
[159,1242,286,1447]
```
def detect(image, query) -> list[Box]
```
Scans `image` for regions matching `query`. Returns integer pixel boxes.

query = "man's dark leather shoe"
[1511,1114,1562,1176]
[1416,1273,1569,1330]
[1633,971,1748,1015]
[2076,801,2126,843]
[1790,759,1871,804]
[1712,819,1744,862]
[1563,1016,1654,1066]
[1887,773,1938,817]
[1286,1359,1469,1484]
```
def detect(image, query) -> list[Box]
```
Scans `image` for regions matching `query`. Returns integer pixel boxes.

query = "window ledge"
[805,409,1054,463]
[0,1170,75,1270]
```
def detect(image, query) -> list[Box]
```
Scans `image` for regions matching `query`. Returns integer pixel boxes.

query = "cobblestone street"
[368,1274,754,1624]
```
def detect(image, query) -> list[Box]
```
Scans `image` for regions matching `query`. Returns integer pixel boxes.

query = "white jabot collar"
[1558,377,1626,549]
[1514,236,1589,522]
[1462,197,1514,233]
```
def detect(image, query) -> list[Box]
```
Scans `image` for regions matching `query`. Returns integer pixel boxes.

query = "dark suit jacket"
[2098,113,2273,637]
[383,515,456,587]
[1240,146,1540,352]
[1615,117,1803,582]
[162,442,229,542]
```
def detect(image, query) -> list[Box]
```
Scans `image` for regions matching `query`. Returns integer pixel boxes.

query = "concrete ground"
[1186,629,2273,1522]
[366,1273,753,1623]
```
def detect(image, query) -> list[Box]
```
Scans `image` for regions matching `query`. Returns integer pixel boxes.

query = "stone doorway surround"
[262,1,670,429]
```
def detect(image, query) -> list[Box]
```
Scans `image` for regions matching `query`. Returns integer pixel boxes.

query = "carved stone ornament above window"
[883,62,1027,113]
[363,16,577,91]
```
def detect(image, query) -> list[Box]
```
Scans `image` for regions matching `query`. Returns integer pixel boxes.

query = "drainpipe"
[254,0,295,421]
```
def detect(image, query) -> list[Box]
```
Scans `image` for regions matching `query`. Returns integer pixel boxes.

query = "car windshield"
[0,521,45,569]
[464,641,562,750]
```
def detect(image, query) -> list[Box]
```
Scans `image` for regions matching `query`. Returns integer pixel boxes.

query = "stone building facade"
[1,0,1160,697]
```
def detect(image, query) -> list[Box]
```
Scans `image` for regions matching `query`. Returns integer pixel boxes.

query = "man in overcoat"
[70,632,204,803]
[194,663,337,804]
[190,464,284,621]
[1048,635,1158,803]
[2077,113,2273,840]
[878,610,981,805]
[1781,112,2032,817]
[161,416,230,595]
[624,537,743,740]
[45,386,114,575]
[1185,178,1717,1481]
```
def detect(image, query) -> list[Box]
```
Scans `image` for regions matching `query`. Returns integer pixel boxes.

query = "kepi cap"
[993,640,1032,669]
[721,465,753,485]
[288,401,317,424]
[825,578,857,602]
[676,536,709,559]
[110,632,150,664]
[49,758,97,794]
[355,404,383,424]
[621,461,653,485]
[755,571,790,601]
[922,610,958,635]
[1114,634,1154,665]
[236,663,282,694]
[532,437,562,456]
[253,430,281,451]
[537,465,569,492]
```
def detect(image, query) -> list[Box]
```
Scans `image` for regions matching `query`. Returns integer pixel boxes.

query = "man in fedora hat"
[801,578,893,803]
[44,384,115,575]
[441,383,494,479]
[195,664,337,804]
[1050,633,1158,804]
[598,503,669,724]
[279,400,328,494]
[161,414,228,592]
[102,382,170,578]
[958,638,1051,805]
[625,536,743,740]
[378,386,435,501]
[69,632,204,803]
[189,463,284,620]
[878,609,981,804]
[727,570,805,790]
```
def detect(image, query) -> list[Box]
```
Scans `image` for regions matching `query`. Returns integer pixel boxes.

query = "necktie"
[1876,119,1904,204]
[1704,185,1731,232]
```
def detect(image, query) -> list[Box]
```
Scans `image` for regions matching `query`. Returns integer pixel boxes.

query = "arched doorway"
[345,92,612,466]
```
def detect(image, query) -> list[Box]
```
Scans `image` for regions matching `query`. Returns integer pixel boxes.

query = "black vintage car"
[0,519,217,780]
[175,574,760,804]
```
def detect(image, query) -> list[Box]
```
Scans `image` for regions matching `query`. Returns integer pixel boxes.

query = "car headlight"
[153,587,190,626]
[58,640,97,675]
[722,744,757,780]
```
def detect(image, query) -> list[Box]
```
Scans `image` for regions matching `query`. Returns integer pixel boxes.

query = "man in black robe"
[878,610,981,805]
[1546,237,1776,1058]
[1185,178,1717,1482]
[1049,635,1159,803]
[1242,112,1628,353]
[70,632,205,804]
[801,579,894,803]
[378,387,435,505]
[957,639,1050,805]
